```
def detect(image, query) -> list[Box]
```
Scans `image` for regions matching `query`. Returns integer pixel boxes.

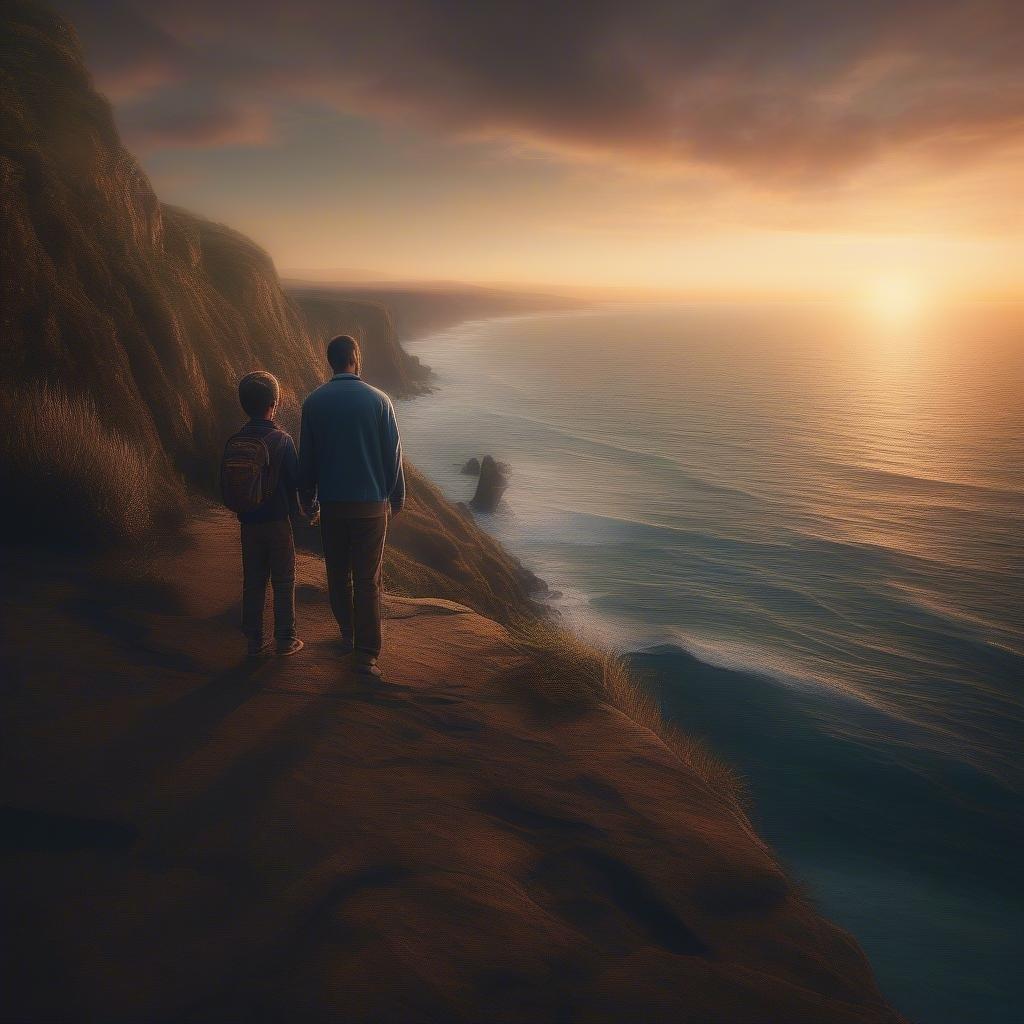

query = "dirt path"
[1,510,904,1023]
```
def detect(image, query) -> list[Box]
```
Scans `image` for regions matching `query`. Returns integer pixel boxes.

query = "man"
[299,335,405,677]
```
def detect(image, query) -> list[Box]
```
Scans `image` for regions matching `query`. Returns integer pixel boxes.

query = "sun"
[863,277,926,328]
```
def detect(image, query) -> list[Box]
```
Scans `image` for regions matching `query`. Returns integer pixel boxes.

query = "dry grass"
[0,384,172,547]
[504,616,749,815]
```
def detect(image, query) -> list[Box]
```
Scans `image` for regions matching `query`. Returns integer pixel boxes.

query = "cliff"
[1,510,905,1023]
[0,0,540,621]
[289,287,432,396]
[289,281,578,346]
[0,4,905,1022]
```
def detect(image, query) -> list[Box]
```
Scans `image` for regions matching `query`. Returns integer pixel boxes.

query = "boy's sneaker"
[276,638,304,657]
[247,639,271,658]
[354,655,382,677]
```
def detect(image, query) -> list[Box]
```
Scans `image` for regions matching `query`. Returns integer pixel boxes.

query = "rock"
[460,457,481,475]
[470,455,509,512]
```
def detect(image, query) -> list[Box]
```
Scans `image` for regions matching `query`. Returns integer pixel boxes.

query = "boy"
[226,371,317,657]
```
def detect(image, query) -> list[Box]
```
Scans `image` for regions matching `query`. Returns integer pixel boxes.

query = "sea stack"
[460,457,481,475]
[470,455,508,512]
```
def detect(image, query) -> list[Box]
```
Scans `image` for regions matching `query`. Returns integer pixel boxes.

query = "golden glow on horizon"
[177,147,1024,303]
[863,277,927,328]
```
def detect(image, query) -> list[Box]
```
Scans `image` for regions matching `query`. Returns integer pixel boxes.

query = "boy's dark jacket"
[234,419,303,525]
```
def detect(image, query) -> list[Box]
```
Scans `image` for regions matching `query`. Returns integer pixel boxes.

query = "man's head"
[327,335,361,376]
[238,371,280,419]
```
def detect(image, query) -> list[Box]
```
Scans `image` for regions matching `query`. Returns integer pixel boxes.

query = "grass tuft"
[504,616,749,814]
[0,383,172,548]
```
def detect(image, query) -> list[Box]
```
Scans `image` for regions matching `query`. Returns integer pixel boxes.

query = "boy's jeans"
[240,519,296,644]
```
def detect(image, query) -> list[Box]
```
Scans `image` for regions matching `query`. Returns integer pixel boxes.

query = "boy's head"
[238,371,280,419]
[327,334,361,375]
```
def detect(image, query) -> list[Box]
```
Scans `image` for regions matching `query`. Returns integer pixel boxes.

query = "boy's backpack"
[220,429,287,514]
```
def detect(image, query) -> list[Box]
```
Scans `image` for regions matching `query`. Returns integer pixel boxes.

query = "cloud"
[57,0,1024,179]
[60,0,185,101]
[117,87,273,148]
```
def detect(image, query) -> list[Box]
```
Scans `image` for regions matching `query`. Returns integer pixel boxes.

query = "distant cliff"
[0,0,540,619]
[290,287,432,396]
[289,281,577,347]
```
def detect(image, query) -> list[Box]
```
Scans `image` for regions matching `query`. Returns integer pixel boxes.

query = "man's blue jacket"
[298,373,405,513]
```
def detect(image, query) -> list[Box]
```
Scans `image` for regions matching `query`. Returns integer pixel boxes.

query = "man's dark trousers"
[320,503,388,657]
[241,519,296,644]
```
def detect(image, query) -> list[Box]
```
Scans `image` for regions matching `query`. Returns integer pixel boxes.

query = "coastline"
[394,306,1024,1024]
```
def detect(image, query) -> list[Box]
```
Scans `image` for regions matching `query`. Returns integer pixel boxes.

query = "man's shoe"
[247,639,271,658]
[337,633,354,655]
[276,638,305,657]
[354,655,382,677]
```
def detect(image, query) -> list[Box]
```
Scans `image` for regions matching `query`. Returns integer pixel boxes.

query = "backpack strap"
[263,428,287,458]
[263,428,289,489]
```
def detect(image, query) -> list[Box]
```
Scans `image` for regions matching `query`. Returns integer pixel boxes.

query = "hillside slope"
[0,1,540,620]
[1,509,905,1024]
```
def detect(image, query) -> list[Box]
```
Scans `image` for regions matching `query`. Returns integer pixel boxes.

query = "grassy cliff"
[0,1,540,618]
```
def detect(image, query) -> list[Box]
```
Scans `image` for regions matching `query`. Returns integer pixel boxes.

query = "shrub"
[0,383,167,547]
[503,616,749,815]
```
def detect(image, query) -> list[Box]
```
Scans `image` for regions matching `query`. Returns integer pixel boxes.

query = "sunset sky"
[59,0,1024,299]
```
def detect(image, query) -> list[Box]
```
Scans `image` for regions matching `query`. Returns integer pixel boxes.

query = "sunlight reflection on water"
[398,301,1024,783]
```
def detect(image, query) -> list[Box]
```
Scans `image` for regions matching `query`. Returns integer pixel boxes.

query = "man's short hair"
[327,334,361,374]
[238,371,280,418]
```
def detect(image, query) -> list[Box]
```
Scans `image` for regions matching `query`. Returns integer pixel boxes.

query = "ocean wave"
[626,635,1024,786]
[478,407,772,504]
[823,459,1024,505]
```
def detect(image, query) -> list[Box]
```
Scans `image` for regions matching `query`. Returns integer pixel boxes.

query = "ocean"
[395,302,1024,1024]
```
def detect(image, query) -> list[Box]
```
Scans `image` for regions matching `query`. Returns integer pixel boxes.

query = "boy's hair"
[238,371,280,418]
[327,335,361,375]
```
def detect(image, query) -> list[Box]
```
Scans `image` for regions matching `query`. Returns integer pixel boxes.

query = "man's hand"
[307,508,321,527]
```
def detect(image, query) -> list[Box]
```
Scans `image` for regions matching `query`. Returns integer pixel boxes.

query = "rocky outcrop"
[460,456,481,475]
[383,463,543,623]
[470,454,509,512]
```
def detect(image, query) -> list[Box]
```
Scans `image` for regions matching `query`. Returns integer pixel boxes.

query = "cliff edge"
[1,509,904,1023]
